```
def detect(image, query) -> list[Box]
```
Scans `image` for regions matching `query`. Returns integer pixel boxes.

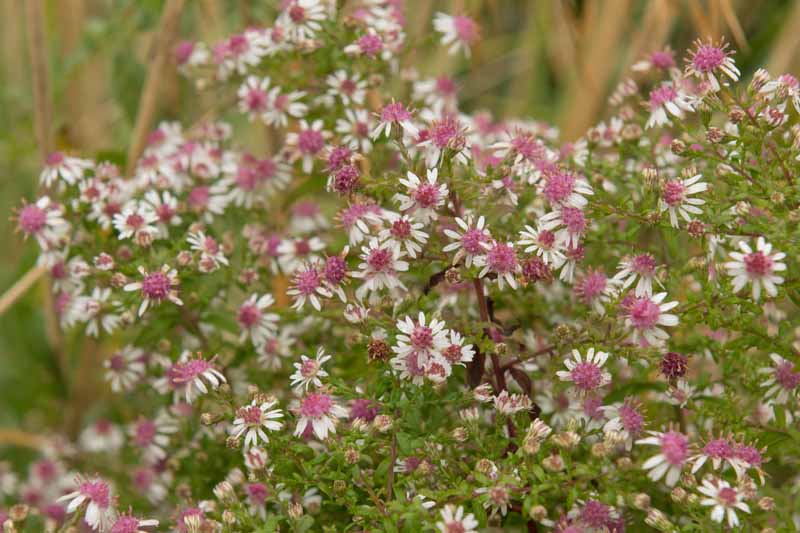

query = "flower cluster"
[4,2,799,532]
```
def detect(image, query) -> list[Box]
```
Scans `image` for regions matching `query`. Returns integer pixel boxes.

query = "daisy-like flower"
[442,215,491,268]
[690,435,734,473]
[433,12,480,57]
[479,241,520,290]
[352,237,409,300]
[724,237,786,301]
[263,86,308,127]
[394,168,448,223]
[344,29,386,59]
[143,190,181,232]
[760,73,800,114]
[759,353,800,404]
[14,196,69,250]
[290,348,332,391]
[475,484,511,517]
[294,392,348,440]
[39,151,93,187]
[124,265,183,317]
[187,231,229,272]
[645,82,695,129]
[279,0,328,42]
[697,478,750,528]
[636,429,691,486]
[112,202,158,242]
[71,287,122,337]
[393,312,449,364]
[287,264,332,311]
[539,169,593,208]
[286,119,330,174]
[539,206,588,248]
[659,172,708,227]
[277,236,326,273]
[574,267,617,315]
[109,511,159,533]
[335,108,374,153]
[556,348,612,393]
[439,330,475,366]
[129,412,179,463]
[517,225,566,268]
[237,293,279,345]
[165,352,226,403]
[436,504,478,533]
[602,397,645,450]
[379,214,429,258]
[326,70,366,106]
[80,419,124,453]
[230,399,284,449]
[632,47,677,73]
[337,202,384,245]
[215,30,268,78]
[104,345,146,392]
[57,476,115,532]
[624,292,680,346]
[613,253,659,297]
[372,101,419,139]
[685,38,740,92]
[238,76,271,120]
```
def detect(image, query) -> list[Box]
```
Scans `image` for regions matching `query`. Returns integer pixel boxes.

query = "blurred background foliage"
[1,0,800,456]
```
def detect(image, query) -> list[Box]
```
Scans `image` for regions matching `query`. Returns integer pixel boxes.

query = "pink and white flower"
[287,264,332,311]
[613,253,659,297]
[433,12,480,57]
[393,312,449,364]
[238,76,271,120]
[624,292,680,346]
[538,169,593,208]
[279,0,328,42]
[697,478,750,528]
[165,352,226,403]
[294,392,348,440]
[518,225,566,268]
[394,168,448,223]
[724,237,786,301]
[685,38,740,92]
[263,86,308,127]
[442,215,491,268]
[104,345,146,392]
[335,108,374,153]
[286,119,330,173]
[15,196,69,250]
[124,265,183,317]
[436,504,479,533]
[230,399,284,449]
[326,70,367,106]
[109,512,159,533]
[290,348,332,391]
[352,237,409,300]
[645,82,695,129]
[372,101,419,139]
[759,353,800,404]
[636,429,691,486]
[379,214,429,258]
[58,476,116,531]
[479,241,520,290]
[557,348,611,393]
[237,293,279,345]
[40,151,93,187]
[659,173,708,227]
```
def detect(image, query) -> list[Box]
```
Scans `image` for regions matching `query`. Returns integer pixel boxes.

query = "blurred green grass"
[1,0,800,441]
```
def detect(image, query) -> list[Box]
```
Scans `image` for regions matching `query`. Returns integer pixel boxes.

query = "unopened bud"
[528,504,547,521]
[288,502,304,519]
[372,414,393,433]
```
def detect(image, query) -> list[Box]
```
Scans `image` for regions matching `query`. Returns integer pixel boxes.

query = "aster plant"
[4,1,800,532]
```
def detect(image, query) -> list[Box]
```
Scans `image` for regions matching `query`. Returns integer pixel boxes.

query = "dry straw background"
[0,0,798,453]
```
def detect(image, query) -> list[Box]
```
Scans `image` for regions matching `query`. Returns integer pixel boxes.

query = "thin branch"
[0,264,47,315]
[125,0,185,176]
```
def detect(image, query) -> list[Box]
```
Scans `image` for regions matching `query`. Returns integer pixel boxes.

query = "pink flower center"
[228,34,249,56]
[629,297,661,329]
[111,516,141,533]
[560,207,586,235]
[46,151,65,166]
[238,405,263,425]
[288,5,306,23]
[294,268,321,295]
[733,444,762,466]
[744,251,773,277]
[245,89,267,112]
[298,129,325,155]
[487,243,518,274]
[390,219,412,239]
[431,117,459,148]
[717,487,738,507]
[581,500,611,528]
[141,272,172,300]
[453,15,479,43]
[187,186,210,209]
[576,271,606,302]
[510,134,542,161]
[649,85,678,109]
[358,33,383,56]
[410,325,434,350]
[442,344,462,363]
[167,359,212,387]
[323,256,347,285]
[156,203,175,223]
[327,147,351,171]
[703,438,733,458]
[238,304,262,328]
[662,180,685,206]
[693,45,726,72]
[247,483,268,505]
[134,420,157,446]
[537,229,556,249]
[333,165,360,194]
[405,352,425,376]
[367,247,392,271]
[79,480,110,507]
[294,239,311,256]
[444,521,466,533]
[436,76,456,96]
[543,172,576,204]
[650,50,675,69]
[18,204,47,234]
[381,102,411,123]
[660,431,689,465]
[273,93,289,111]
[570,361,603,390]
[775,361,800,390]
[300,392,333,418]
[631,254,656,276]
[301,358,320,377]
[619,402,643,433]
[461,228,486,254]
[340,78,357,95]
[126,213,145,230]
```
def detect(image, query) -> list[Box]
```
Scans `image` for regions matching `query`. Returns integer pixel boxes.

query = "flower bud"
[372,414,393,433]
[445,267,462,284]
[528,504,547,521]
[452,427,468,442]
[222,510,236,525]
[758,496,775,511]
[288,502,304,519]
[8,505,28,522]
[344,448,360,464]
[645,509,672,531]
[670,487,686,503]
[670,139,686,155]
[542,453,564,472]
[213,481,236,503]
[632,493,651,510]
